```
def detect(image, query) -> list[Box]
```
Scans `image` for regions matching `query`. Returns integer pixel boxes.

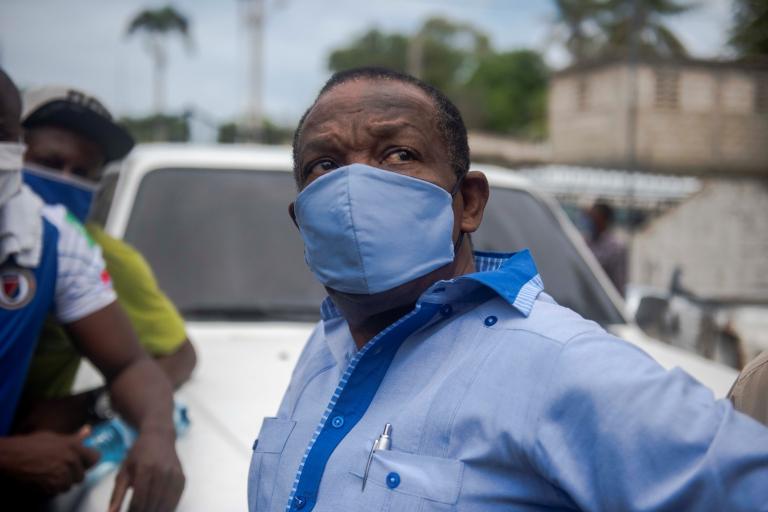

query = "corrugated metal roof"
[515,165,701,207]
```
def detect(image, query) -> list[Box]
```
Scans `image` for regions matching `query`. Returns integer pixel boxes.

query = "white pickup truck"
[64,143,737,511]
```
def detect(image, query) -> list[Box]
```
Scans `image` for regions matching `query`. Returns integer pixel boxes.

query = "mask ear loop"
[449,174,464,197]
[451,173,466,253]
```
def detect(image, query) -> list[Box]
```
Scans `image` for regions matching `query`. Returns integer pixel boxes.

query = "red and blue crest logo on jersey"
[0,267,36,309]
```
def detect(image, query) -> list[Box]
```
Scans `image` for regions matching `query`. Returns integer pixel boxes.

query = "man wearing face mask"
[0,70,183,511]
[248,67,768,512]
[12,86,196,434]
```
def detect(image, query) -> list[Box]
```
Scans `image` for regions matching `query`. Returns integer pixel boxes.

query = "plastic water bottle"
[83,402,190,485]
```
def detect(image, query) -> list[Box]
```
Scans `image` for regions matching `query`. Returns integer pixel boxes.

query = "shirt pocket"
[248,417,296,512]
[350,449,464,512]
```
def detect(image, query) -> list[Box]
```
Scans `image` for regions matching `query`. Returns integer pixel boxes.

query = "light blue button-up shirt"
[248,251,768,512]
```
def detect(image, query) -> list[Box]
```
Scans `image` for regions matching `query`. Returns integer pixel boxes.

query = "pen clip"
[362,424,392,492]
[361,438,379,491]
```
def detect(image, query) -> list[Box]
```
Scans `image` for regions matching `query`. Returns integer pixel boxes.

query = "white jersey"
[42,204,116,323]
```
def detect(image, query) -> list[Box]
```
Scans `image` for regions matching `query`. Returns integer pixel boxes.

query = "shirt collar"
[319,249,543,322]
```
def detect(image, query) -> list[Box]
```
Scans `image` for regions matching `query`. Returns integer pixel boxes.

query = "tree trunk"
[151,37,168,140]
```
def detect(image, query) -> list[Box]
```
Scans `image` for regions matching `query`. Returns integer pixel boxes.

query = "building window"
[577,77,589,111]
[655,68,679,109]
[755,74,768,113]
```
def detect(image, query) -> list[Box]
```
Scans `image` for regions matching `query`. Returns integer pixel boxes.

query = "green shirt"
[23,224,187,399]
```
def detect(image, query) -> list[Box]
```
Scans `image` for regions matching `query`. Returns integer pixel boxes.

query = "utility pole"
[407,29,425,79]
[240,0,264,142]
[626,0,642,171]
[625,0,643,288]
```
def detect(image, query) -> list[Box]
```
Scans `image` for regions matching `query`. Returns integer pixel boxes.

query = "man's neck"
[346,305,414,348]
[330,240,476,350]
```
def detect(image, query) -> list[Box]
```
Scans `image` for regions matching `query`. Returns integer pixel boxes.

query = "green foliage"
[216,121,238,144]
[217,119,293,144]
[329,30,409,72]
[119,114,189,142]
[127,6,190,39]
[730,0,768,56]
[326,17,546,139]
[412,18,491,94]
[217,122,238,144]
[328,17,491,95]
[125,5,192,114]
[601,0,693,58]
[466,51,549,138]
[552,0,606,62]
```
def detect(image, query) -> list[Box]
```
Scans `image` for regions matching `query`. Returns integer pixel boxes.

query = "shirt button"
[293,496,306,509]
[440,304,453,317]
[386,472,401,489]
[331,415,344,428]
[484,315,498,326]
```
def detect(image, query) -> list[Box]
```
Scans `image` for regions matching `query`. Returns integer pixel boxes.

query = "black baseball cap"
[21,86,135,162]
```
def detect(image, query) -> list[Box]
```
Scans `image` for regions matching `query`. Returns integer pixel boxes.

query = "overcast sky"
[1,0,734,129]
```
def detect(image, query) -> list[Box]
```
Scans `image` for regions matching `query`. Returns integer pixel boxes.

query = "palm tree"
[552,0,694,63]
[729,0,768,57]
[126,6,192,114]
[600,0,694,59]
[551,0,606,63]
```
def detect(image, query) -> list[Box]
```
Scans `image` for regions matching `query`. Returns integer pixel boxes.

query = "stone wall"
[630,178,768,301]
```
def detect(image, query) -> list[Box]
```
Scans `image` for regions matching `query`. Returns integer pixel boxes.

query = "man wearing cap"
[0,69,183,511]
[12,86,196,434]
[248,67,768,512]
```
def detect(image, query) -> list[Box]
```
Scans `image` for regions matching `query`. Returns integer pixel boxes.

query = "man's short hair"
[593,201,615,225]
[292,67,470,187]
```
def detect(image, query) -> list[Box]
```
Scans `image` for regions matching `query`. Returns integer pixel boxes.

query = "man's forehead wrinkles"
[299,131,344,156]
[313,107,432,134]
[365,118,424,134]
[297,80,443,161]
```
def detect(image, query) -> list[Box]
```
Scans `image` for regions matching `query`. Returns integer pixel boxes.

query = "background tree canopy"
[328,17,548,139]
[729,0,768,57]
[551,0,694,62]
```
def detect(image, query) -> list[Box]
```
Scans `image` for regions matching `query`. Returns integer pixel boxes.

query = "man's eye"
[383,149,416,164]
[306,160,338,176]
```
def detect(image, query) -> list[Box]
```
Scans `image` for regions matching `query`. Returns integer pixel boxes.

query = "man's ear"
[459,171,489,234]
[288,202,299,230]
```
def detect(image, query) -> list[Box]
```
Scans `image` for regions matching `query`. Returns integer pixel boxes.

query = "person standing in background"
[585,201,628,296]
[0,67,184,512]
[12,87,196,434]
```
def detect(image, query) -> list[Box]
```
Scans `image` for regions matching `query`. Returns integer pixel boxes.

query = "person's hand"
[109,430,184,512]
[0,426,100,495]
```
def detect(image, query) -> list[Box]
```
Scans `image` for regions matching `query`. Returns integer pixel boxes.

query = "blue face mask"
[23,166,97,223]
[294,163,457,295]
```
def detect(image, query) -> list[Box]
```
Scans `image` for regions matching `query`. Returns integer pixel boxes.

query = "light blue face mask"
[22,166,97,223]
[294,163,458,295]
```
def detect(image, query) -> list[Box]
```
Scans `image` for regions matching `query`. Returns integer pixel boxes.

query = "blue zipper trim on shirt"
[284,301,441,512]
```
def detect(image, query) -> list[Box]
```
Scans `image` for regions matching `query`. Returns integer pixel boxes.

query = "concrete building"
[549,57,768,175]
